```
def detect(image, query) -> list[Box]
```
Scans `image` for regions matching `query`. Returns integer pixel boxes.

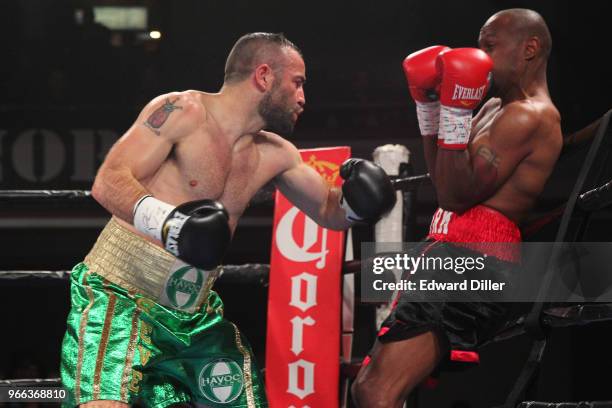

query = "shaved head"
[485,8,552,58]
[224,32,302,84]
[479,8,552,96]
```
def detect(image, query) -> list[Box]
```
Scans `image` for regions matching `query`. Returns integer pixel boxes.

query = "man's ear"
[525,36,540,61]
[254,64,274,92]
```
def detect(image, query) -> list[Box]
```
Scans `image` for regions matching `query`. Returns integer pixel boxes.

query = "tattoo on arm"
[473,145,500,196]
[143,98,183,135]
[476,145,500,167]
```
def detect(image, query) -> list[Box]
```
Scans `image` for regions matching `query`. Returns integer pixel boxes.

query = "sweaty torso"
[117,91,292,238]
[468,94,562,222]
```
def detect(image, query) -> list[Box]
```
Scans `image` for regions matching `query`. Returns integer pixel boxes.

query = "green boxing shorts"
[60,218,267,407]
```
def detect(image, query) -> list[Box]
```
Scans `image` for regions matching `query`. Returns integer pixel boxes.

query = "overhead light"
[149,30,161,40]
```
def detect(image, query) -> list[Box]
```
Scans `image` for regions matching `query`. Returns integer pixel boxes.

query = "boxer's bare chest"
[149,129,284,226]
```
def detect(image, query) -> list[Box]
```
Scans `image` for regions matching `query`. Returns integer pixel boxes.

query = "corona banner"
[266,147,350,407]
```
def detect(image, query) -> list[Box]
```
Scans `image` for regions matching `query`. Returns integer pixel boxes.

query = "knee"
[351,376,402,408]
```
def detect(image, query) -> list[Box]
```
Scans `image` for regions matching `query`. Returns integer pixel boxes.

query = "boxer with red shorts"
[352,9,563,407]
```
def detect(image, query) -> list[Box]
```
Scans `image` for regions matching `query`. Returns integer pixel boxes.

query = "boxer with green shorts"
[61,219,266,407]
[61,32,396,407]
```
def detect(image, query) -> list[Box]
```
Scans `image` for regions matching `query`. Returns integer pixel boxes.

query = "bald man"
[352,9,562,406]
[60,32,396,407]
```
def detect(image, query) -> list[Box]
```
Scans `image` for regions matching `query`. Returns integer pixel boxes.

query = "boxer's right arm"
[93,93,231,270]
[91,93,201,223]
[273,141,395,229]
[402,45,450,185]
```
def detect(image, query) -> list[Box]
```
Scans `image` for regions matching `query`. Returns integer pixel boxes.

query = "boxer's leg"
[61,264,151,407]
[137,290,268,408]
[351,331,442,408]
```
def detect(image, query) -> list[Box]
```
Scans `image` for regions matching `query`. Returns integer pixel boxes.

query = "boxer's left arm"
[273,142,352,231]
[273,141,396,230]
[435,102,538,212]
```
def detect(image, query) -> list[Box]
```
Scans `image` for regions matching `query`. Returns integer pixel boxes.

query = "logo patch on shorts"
[165,266,204,309]
[198,358,244,404]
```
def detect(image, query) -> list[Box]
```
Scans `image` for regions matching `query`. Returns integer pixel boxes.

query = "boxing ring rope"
[2,112,612,406]
[0,190,92,199]
[517,402,612,408]
[0,378,63,387]
[0,184,276,206]
[0,174,430,202]
[0,264,271,284]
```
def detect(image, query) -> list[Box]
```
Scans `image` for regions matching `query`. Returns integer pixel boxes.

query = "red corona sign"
[266,147,350,407]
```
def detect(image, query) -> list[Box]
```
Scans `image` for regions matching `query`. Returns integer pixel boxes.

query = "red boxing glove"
[402,45,450,136]
[436,48,493,149]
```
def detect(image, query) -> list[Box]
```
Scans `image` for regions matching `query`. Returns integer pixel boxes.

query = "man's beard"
[258,85,296,136]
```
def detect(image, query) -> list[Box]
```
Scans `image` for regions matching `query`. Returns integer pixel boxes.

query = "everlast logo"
[452,84,487,101]
[164,212,189,256]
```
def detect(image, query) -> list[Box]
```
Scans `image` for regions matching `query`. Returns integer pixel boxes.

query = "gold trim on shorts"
[120,308,141,402]
[93,293,117,400]
[231,323,256,408]
[74,271,95,405]
[84,217,219,313]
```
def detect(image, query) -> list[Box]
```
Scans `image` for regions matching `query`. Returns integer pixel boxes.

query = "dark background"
[0,0,610,406]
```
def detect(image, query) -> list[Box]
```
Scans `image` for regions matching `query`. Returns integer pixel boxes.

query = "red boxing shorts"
[428,205,521,262]
[374,205,528,358]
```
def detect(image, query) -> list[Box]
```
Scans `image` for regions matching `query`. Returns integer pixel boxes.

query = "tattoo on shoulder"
[143,98,183,135]
[476,146,501,167]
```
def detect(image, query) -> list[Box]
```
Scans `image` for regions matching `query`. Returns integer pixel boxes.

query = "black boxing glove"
[133,196,231,270]
[339,159,397,223]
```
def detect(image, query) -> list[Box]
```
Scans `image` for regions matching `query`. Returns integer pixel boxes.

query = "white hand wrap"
[133,195,175,241]
[415,101,441,136]
[438,105,473,149]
